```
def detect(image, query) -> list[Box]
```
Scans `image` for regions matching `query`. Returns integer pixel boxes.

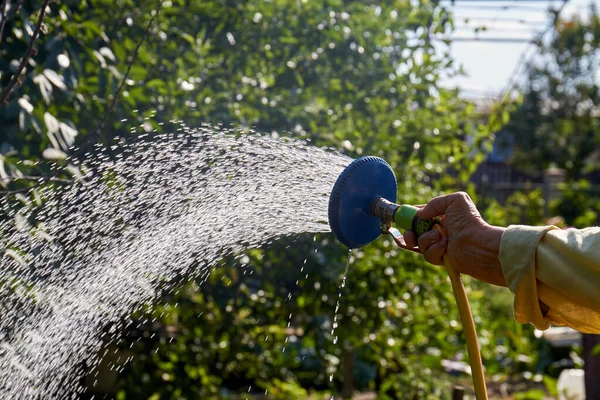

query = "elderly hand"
[403,192,507,287]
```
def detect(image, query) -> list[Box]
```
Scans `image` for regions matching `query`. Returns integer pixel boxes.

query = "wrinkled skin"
[403,192,507,287]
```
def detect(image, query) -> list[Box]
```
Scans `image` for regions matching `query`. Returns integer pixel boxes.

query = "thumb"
[416,194,457,220]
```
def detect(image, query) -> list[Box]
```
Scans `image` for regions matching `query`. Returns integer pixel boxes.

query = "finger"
[423,238,448,265]
[416,192,463,220]
[403,231,418,248]
[417,229,442,254]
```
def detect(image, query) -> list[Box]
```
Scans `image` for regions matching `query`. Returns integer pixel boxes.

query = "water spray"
[328,156,488,399]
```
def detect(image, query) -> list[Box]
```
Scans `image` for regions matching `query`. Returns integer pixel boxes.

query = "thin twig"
[0,0,8,50]
[0,0,50,107]
[0,175,70,195]
[0,186,36,195]
[0,176,70,183]
[1,1,164,196]
[13,0,23,17]
[80,0,164,154]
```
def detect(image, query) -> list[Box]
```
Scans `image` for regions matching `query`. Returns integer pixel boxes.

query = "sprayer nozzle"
[327,156,397,249]
[370,196,400,223]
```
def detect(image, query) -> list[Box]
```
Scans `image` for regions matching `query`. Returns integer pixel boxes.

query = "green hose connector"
[370,197,440,238]
[394,204,418,232]
[394,205,440,237]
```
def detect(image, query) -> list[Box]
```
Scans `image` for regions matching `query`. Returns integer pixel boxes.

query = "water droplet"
[0,127,352,396]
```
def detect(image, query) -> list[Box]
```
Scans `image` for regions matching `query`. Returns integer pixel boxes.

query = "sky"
[441,0,600,98]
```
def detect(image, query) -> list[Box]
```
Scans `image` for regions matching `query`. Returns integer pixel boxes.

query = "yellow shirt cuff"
[499,225,559,330]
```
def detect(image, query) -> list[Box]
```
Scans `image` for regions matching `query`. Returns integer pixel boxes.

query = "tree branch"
[0,175,70,195]
[1,1,164,196]
[0,186,36,195]
[0,0,8,50]
[0,176,70,183]
[0,0,51,107]
[80,0,164,154]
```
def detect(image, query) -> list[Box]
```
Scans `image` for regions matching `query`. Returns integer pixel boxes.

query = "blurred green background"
[1,0,599,398]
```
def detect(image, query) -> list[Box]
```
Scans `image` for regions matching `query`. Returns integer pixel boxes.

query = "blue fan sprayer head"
[328,156,439,249]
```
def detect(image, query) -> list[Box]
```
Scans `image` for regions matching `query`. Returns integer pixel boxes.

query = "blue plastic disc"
[328,156,397,249]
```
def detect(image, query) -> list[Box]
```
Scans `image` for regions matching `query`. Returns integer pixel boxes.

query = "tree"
[497,5,600,181]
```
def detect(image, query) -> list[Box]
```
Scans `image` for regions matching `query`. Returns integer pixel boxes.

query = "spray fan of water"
[0,126,351,398]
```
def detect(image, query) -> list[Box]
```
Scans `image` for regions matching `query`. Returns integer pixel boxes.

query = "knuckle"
[456,191,470,200]
[451,191,473,207]
[427,241,447,259]
[418,231,439,247]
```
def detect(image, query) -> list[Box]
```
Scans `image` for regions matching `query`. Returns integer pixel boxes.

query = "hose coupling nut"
[370,196,400,224]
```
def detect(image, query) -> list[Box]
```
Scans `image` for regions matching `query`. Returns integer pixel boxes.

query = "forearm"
[455,224,506,287]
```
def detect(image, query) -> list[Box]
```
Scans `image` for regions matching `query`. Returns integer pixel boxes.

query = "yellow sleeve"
[499,225,600,334]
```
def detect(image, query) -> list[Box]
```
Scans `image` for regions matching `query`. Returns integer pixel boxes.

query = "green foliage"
[543,375,558,397]
[484,189,546,227]
[1,0,491,192]
[1,0,546,399]
[514,388,546,400]
[550,180,600,227]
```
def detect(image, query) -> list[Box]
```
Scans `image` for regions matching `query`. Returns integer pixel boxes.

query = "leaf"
[59,122,78,147]
[81,20,103,36]
[33,74,53,104]
[99,47,116,63]
[280,36,299,44]
[42,147,67,160]
[330,78,342,91]
[514,389,545,400]
[123,37,136,51]
[44,112,60,133]
[128,65,147,81]
[18,111,30,131]
[146,79,166,89]
[501,109,510,125]
[180,32,195,45]
[543,375,558,396]
[43,69,67,91]
[93,50,107,68]
[5,249,28,267]
[66,164,86,183]
[18,98,34,113]
[57,54,71,68]
[108,65,122,79]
